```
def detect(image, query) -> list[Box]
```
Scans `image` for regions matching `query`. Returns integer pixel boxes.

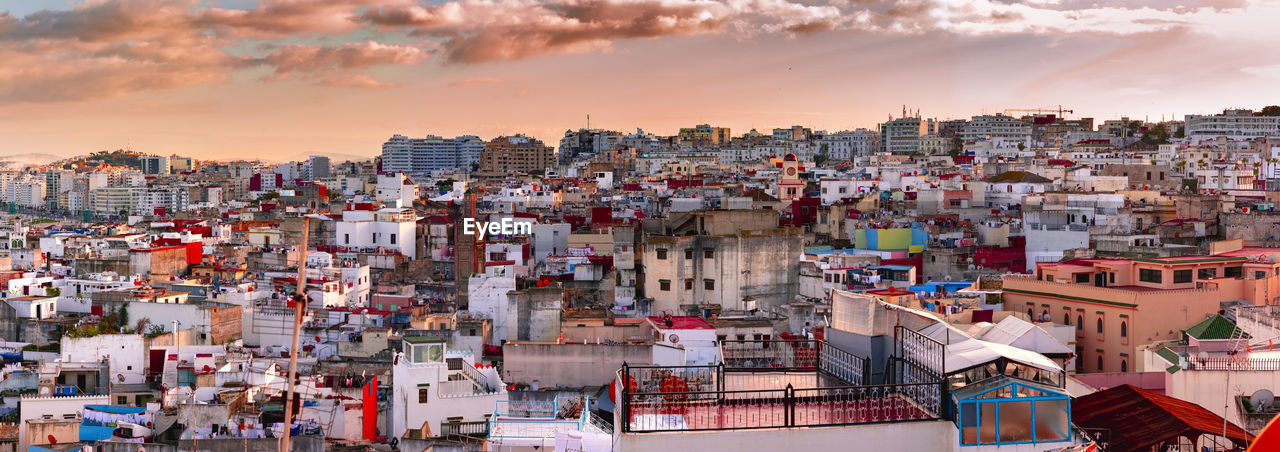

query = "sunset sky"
[0,0,1277,162]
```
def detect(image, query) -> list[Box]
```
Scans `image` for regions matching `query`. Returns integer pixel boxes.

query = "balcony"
[618,338,944,433]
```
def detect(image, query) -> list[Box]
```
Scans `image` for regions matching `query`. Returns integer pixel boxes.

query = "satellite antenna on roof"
[1252,389,1275,412]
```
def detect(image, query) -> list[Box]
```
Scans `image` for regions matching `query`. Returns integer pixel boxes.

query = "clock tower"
[776,153,805,203]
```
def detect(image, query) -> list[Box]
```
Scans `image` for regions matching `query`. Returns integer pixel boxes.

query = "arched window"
[1097,356,1103,372]
[1064,313,1071,325]
[1121,360,1128,372]
[1027,308,1033,317]
[1121,321,1128,338]
[1097,318,1104,334]
[1077,316,1083,330]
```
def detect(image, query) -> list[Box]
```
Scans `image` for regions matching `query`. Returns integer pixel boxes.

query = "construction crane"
[1003,105,1074,117]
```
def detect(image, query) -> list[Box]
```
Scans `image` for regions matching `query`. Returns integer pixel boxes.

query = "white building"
[880,116,931,154]
[962,114,1031,145]
[381,134,485,175]
[6,176,46,208]
[390,337,506,441]
[819,129,880,160]
[335,208,418,259]
[1185,109,1280,142]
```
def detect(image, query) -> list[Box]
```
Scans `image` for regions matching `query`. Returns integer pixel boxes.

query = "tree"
[1255,105,1280,116]
[814,152,829,166]
[1141,123,1171,146]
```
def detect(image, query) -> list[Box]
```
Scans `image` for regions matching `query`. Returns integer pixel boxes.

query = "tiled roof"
[1073,384,1253,451]
[1184,314,1248,341]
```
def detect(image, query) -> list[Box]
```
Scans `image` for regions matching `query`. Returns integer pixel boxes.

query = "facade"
[389,337,506,441]
[1185,109,1280,142]
[1003,247,1280,374]
[335,208,418,259]
[677,124,731,146]
[381,134,485,175]
[478,134,555,174]
[880,116,930,154]
[962,114,1032,145]
[139,156,169,175]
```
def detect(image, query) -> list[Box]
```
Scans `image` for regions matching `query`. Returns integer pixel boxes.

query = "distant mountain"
[0,153,60,168]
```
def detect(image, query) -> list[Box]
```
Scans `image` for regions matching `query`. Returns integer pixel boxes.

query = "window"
[1225,266,1243,278]
[685,249,694,260]
[419,388,429,403]
[1077,316,1083,330]
[344,233,350,244]
[1198,268,1217,279]
[118,396,128,405]
[684,279,693,290]
[1138,268,1162,283]
[390,234,397,245]
[704,248,714,259]
[1109,272,1115,283]
[1120,321,1128,338]
[1257,271,1268,279]
[1075,273,1090,283]
[1097,318,1104,333]
[704,279,715,290]
[1063,313,1070,325]
[1046,275,1054,282]
[659,280,671,291]
[657,249,667,260]
[1121,360,1128,372]
[1173,269,1193,284]
[1096,355,1103,372]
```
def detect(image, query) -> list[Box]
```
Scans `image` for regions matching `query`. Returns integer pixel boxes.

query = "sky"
[0,0,1277,163]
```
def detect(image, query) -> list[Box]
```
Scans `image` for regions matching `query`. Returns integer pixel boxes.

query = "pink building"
[1002,247,1280,374]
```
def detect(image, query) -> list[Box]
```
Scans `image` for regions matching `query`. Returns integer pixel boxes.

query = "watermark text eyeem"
[462,218,532,240]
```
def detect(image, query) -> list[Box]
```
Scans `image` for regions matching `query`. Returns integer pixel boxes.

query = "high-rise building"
[880,116,930,154]
[558,129,622,163]
[305,155,331,180]
[380,134,485,175]
[478,135,555,174]
[1185,109,1280,142]
[963,114,1032,147]
[139,156,169,175]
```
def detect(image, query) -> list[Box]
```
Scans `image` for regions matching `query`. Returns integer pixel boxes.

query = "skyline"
[0,0,1277,161]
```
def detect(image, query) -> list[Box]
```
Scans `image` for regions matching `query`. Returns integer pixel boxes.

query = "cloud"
[0,0,1263,104]
[448,77,507,87]
[258,41,430,81]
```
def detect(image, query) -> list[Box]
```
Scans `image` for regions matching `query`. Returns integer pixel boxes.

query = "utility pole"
[280,216,309,451]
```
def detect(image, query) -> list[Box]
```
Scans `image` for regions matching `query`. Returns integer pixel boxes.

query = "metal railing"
[720,339,869,386]
[621,382,943,433]
[1186,357,1280,371]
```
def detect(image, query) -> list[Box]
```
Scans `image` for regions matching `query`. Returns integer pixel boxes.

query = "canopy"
[979,316,1073,356]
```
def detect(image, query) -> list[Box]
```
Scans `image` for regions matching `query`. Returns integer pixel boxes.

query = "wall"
[617,419,957,452]
[503,342,651,388]
[176,435,326,452]
[61,334,146,384]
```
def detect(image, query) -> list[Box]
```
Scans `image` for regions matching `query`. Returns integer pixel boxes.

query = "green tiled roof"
[1155,347,1180,366]
[1184,315,1249,341]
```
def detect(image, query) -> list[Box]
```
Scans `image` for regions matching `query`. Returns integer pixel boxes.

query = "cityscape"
[2,1,1280,452]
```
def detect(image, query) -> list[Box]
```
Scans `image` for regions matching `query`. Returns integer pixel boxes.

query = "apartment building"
[381,134,485,175]
[880,116,931,154]
[478,134,555,174]
[1185,109,1280,142]
[1003,245,1280,374]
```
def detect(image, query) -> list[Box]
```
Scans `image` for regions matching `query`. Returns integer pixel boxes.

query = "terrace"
[617,332,947,433]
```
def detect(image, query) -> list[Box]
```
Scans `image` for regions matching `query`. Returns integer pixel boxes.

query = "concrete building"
[479,134,555,175]
[139,156,169,175]
[677,124,731,146]
[335,208,418,259]
[380,134,485,175]
[880,116,931,154]
[1185,109,1280,142]
[389,336,506,441]
[1003,246,1280,374]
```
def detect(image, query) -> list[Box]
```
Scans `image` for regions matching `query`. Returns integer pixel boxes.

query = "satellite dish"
[117,373,125,382]
[1252,389,1275,412]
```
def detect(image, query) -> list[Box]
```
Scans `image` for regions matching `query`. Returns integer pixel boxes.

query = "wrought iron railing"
[621,382,943,433]
[720,339,869,386]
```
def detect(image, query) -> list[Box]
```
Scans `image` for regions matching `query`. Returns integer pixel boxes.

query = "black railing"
[621,382,943,433]
[720,339,869,386]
